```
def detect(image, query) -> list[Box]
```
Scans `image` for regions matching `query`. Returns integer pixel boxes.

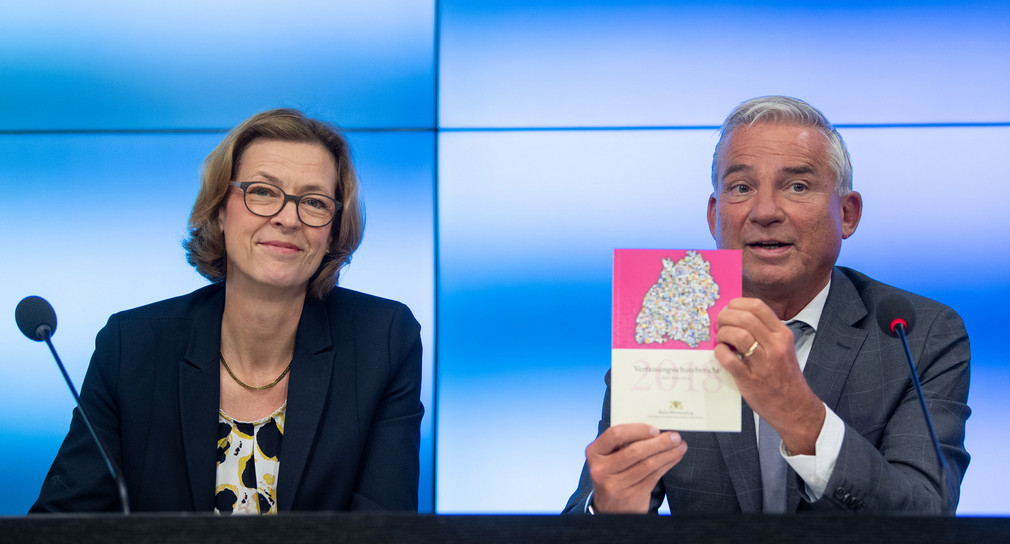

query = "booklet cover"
[611,249,742,432]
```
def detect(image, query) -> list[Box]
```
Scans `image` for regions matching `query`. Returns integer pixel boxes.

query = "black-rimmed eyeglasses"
[229,181,341,228]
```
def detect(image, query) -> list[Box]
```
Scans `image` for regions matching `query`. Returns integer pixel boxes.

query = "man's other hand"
[586,423,687,513]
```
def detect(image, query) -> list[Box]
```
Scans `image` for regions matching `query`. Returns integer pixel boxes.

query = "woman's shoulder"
[323,286,412,314]
[318,287,419,335]
[112,283,225,323]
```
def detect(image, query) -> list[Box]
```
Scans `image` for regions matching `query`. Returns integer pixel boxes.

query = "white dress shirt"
[762,280,844,501]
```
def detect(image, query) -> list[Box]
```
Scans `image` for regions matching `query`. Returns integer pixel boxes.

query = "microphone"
[15,295,57,341]
[876,293,950,514]
[877,293,917,338]
[15,296,131,514]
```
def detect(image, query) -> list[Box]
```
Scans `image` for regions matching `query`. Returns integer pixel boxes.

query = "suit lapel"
[805,269,868,413]
[179,286,225,512]
[718,269,868,513]
[790,268,867,511]
[715,401,763,513]
[276,296,337,511]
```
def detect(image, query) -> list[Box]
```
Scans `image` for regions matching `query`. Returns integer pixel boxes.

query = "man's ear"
[707,193,718,239]
[840,190,862,239]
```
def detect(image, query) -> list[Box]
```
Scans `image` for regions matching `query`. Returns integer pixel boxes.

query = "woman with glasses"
[32,109,423,514]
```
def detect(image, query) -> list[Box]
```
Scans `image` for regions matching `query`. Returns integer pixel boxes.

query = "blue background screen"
[2,0,1006,516]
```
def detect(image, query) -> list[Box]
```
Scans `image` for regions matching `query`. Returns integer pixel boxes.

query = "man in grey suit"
[564,95,970,515]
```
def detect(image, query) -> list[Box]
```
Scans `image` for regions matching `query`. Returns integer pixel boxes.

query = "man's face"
[707,123,862,304]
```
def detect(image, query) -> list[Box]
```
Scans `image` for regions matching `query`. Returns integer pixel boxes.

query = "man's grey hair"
[711,95,853,196]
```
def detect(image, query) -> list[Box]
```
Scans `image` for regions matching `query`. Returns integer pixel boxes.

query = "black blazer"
[565,267,970,514]
[31,283,424,512]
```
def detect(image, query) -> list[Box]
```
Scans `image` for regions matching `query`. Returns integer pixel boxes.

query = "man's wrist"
[782,403,844,501]
[780,396,826,455]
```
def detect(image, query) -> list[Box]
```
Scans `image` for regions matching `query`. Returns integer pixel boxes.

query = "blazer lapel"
[715,401,763,513]
[719,269,869,513]
[805,268,868,413]
[789,268,868,511]
[179,286,225,512]
[276,296,336,511]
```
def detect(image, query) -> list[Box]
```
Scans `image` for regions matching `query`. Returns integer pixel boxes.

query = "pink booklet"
[611,249,742,432]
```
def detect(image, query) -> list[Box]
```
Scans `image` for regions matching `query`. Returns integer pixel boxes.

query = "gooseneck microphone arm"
[40,330,131,515]
[891,320,951,515]
[16,296,130,515]
[877,294,951,515]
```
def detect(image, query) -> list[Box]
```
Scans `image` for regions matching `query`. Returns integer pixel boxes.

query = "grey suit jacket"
[564,266,970,514]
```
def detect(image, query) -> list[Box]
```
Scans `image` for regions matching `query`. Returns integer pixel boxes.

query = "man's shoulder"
[834,266,963,324]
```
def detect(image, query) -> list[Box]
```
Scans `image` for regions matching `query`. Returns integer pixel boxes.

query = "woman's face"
[217,138,337,297]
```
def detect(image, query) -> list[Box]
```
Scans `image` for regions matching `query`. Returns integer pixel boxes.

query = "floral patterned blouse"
[214,403,285,514]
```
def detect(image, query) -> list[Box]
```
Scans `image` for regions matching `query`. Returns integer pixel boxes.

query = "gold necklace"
[219,351,292,391]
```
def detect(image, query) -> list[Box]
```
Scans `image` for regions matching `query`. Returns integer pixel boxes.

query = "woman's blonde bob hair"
[183,108,364,299]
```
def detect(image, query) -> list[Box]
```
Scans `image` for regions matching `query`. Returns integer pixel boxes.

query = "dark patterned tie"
[759,320,809,513]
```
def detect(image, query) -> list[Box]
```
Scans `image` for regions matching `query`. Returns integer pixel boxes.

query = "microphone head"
[876,293,917,337]
[15,296,57,342]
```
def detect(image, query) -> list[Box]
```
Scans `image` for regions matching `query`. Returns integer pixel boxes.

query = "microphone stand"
[42,330,131,515]
[894,322,951,515]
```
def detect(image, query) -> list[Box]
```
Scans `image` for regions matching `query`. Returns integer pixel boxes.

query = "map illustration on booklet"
[612,249,742,432]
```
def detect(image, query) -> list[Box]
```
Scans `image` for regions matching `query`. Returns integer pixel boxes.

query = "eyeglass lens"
[243,182,338,227]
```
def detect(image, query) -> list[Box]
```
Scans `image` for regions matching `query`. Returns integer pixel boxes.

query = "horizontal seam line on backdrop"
[3,122,1009,136]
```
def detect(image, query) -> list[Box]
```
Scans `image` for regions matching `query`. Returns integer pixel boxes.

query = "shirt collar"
[787,279,831,332]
